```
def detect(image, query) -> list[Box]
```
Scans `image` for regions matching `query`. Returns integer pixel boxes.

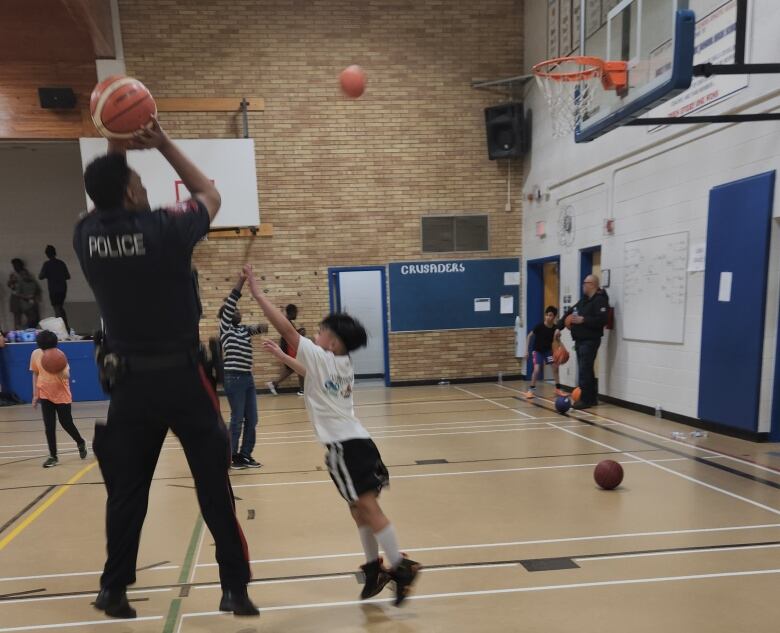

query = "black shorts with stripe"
[325,438,390,504]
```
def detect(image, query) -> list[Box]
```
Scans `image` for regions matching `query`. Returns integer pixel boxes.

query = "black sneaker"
[94,587,137,619]
[219,587,260,616]
[243,456,262,468]
[389,556,421,606]
[43,456,58,468]
[230,454,248,470]
[78,441,88,459]
[359,557,391,600]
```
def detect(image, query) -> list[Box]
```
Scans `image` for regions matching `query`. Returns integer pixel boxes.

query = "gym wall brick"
[119,0,525,385]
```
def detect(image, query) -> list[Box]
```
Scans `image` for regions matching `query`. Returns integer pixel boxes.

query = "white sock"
[358,526,379,563]
[375,524,402,568]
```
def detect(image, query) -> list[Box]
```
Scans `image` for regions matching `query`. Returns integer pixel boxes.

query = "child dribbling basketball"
[524,305,565,399]
[30,330,87,468]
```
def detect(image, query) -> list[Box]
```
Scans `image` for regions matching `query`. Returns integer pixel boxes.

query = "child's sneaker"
[524,389,535,399]
[359,557,391,600]
[389,556,420,606]
[266,381,278,396]
[77,441,88,459]
[43,456,58,468]
[555,388,567,397]
[243,456,262,469]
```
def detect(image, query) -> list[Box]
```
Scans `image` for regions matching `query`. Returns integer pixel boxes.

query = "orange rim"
[532,56,605,82]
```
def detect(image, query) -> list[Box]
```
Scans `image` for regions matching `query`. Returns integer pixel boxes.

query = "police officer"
[559,274,610,410]
[74,118,258,619]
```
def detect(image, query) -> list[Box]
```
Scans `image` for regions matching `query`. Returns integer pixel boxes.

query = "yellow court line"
[0,461,99,551]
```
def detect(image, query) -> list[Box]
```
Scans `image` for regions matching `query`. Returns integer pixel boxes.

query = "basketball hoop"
[532,56,628,138]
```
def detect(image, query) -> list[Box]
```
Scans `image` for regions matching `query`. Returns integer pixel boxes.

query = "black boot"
[94,587,136,619]
[219,587,260,616]
[389,556,421,606]
[359,558,391,600]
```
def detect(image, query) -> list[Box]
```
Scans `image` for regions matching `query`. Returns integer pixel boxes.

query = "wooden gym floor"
[1,380,780,632]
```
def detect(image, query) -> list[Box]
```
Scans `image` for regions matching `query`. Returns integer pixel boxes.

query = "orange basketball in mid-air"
[90,75,157,139]
[339,65,367,98]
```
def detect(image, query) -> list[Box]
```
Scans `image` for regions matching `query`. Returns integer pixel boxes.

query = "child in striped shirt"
[219,271,267,469]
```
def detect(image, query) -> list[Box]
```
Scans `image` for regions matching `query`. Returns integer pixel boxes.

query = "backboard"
[573,0,696,142]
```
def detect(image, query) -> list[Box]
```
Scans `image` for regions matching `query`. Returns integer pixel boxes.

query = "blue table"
[0,341,108,403]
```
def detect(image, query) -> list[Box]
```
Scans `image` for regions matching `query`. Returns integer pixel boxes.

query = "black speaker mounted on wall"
[38,87,77,109]
[484,102,531,160]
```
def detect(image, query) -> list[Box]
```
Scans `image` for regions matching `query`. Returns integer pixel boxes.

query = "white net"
[534,59,602,138]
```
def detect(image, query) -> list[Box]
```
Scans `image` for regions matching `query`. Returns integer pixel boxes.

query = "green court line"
[162,515,204,633]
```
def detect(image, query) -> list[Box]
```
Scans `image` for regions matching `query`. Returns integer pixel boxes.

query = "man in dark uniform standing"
[74,118,258,619]
[559,274,610,410]
[38,245,71,332]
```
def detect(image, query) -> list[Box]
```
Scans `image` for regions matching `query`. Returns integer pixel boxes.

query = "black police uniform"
[73,198,251,594]
[559,288,610,406]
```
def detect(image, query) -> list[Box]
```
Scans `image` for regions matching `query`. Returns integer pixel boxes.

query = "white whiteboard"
[622,232,688,343]
[79,138,260,229]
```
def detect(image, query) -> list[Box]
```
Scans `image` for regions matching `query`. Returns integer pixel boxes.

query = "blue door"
[698,171,775,431]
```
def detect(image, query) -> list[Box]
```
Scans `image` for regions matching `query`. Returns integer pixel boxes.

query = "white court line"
[254,415,564,437]
[181,568,780,619]
[0,566,178,584]
[577,542,780,562]
[549,422,780,516]
[494,383,780,477]
[231,456,675,490]
[469,384,780,516]
[195,573,354,590]
[193,563,522,592]
[235,422,606,447]
[0,587,172,606]
[454,385,534,418]
[0,616,163,632]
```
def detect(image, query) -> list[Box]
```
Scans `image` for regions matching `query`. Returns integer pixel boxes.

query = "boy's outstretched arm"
[262,340,306,376]
[243,264,300,351]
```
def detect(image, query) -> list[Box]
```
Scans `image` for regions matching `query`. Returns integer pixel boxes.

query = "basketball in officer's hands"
[90,76,157,139]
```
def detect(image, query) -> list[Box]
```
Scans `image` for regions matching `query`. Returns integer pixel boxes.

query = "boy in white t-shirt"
[244,265,420,606]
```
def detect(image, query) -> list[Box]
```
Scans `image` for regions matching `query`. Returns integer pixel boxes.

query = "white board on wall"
[78,138,260,229]
[622,232,689,343]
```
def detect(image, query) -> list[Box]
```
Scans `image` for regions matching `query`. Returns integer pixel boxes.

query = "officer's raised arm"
[129,117,222,221]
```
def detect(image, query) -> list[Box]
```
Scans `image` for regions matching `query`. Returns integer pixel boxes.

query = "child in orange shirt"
[30,331,87,468]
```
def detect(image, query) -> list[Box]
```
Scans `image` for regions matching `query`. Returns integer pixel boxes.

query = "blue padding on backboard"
[575,9,696,143]
[698,171,775,431]
[389,258,519,332]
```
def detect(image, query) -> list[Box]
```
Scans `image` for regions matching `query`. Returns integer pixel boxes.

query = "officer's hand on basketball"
[127,116,170,151]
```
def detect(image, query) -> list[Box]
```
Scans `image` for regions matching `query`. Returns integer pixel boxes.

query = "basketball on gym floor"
[90,75,157,139]
[571,387,582,402]
[594,459,623,490]
[339,65,367,98]
[554,395,571,413]
[41,348,67,374]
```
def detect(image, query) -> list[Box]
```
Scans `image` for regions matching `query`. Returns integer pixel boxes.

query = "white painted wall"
[523,0,780,432]
[0,142,93,332]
